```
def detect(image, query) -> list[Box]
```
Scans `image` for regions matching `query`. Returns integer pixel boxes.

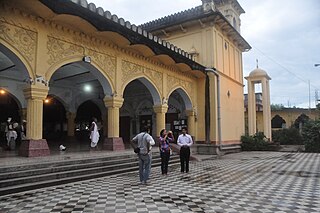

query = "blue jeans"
[138,153,152,183]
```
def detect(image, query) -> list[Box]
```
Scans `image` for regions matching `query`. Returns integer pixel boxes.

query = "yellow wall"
[0,1,205,141]
[245,109,319,133]
[159,22,245,145]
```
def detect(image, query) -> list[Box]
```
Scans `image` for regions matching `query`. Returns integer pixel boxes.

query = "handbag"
[134,147,140,154]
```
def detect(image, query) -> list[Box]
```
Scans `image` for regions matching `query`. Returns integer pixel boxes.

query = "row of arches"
[271,114,310,129]
[0,42,195,150]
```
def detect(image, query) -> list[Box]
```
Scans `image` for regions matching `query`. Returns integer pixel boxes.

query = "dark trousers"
[180,146,190,173]
[160,151,170,174]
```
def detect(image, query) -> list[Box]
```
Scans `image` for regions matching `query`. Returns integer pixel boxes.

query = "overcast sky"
[89,0,320,108]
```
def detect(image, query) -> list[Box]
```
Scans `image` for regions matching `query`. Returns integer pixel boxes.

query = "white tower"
[245,67,272,141]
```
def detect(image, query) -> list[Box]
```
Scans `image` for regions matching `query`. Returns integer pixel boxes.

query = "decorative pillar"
[103,96,125,151]
[19,84,50,157]
[153,104,168,137]
[66,112,76,137]
[185,109,195,137]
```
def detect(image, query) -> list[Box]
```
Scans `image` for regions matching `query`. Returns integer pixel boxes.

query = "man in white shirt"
[131,126,155,184]
[177,127,193,173]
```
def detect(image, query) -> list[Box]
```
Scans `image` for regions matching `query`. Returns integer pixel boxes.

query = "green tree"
[302,120,320,153]
[271,104,284,111]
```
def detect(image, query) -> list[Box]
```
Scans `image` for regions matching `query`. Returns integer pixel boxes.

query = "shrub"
[241,132,270,151]
[272,128,303,145]
[302,120,320,153]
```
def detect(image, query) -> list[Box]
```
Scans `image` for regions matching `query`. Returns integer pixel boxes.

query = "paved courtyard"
[0,151,319,213]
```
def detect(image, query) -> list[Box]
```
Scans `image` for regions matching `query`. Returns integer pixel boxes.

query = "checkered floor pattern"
[0,152,319,213]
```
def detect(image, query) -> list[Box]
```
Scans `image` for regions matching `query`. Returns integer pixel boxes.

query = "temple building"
[0,0,250,156]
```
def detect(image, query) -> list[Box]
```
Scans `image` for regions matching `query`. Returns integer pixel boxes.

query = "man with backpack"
[131,126,155,185]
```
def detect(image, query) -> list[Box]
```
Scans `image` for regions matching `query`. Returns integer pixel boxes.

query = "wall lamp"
[83,56,91,63]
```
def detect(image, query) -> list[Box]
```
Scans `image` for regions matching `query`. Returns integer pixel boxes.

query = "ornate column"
[153,104,168,137]
[19,84,50,157]
[103,96,125,151]
[185,109,195,138]
[66,112,76,137]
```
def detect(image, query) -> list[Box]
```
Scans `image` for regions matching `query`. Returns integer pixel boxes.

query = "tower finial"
[256,59,259,68]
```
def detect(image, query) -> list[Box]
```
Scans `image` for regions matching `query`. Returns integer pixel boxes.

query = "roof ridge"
[139,5,203,29]
[68,0,196,62]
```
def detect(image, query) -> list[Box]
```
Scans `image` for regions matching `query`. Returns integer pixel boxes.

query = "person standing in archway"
[89,117,100,150]
[177,127,193,173]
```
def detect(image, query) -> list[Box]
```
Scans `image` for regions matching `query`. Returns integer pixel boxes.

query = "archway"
[294,114,309,129]
[0,89,21,149]
[0,44,30,151]
[167,88,193,139]
[43,95,67,141]
[75,100,102,140]
[121,78,160,145]
[47,60,111,150]
[271,115,286,129]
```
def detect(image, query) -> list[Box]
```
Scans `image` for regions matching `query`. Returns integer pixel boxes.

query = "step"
[0,155,179,187]
[0,155,180,196]
[0,156,138,181]
[0,153,138,173]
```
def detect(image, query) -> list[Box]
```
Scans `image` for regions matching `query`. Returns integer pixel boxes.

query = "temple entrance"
[0,44,30,152]
[75,100,102,141]
[167,88,193,139]
[43,95,67,140]
[0,91,21,149]
[121,78,159,145]
[47,61,111,151]
[120,116,130,146]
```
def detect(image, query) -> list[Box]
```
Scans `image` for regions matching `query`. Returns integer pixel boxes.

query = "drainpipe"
[205,68,222,155]
[204,71,210,144]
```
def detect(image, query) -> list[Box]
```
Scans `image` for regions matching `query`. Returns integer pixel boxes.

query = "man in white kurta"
[90,117,100,148]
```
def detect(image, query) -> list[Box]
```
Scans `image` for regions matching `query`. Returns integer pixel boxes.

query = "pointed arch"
[46,56,114,96]
[167,87,193,110]
[0,88,22,123]
[294,113,310,128]
[121,76,161,105]
[271,115,286,128]
[0,41,33,78]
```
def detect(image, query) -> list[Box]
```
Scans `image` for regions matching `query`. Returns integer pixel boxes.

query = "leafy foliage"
[302,119,320,153]
[272,128,303,145]
[241,132,270,151]
[270,104,285,111]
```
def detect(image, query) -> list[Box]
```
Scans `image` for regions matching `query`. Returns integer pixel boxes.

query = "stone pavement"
[0,151,319,213]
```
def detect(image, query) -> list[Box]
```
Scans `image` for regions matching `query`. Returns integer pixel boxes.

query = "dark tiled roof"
[140,6,204,32]
[39,0,205,71]
[140,5,251,51]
